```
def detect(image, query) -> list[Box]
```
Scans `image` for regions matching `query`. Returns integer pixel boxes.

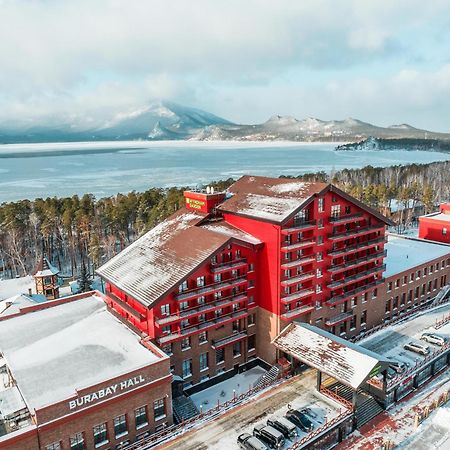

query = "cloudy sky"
[1,0,450,131]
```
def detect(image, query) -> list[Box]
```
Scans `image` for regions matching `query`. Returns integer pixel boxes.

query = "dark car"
[237,432,268,450]
[285,408,314,432]
[388,360,409,374]
[253,424,285,449]
[267,417,297,439]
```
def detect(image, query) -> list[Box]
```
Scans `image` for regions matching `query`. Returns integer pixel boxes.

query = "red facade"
[419,204,450,244]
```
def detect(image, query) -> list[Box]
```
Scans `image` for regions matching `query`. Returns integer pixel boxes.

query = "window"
[181,319,189,329]
[231,269,239,278]
[372,288,378,299]
[248,295,255,305]
[179,280,188,292]
[235,249,241,258]
[154,398,166,420]
[216,348,225,364]
[318,219,324,229]
[69,433,85,450]
[197,276,205,287]
[211,255,217,264]
[316,268,322,278]
[248,280,255,288]
[316,284,322,294]
[232,319,240,331]
[198,313,206,323]
[285,269,291,278]
[199,352,208,371]
[214,291,222,300]
[249,263,254,272]
[232,303,240,312]
[318,197,324,213]
[350,315,356,330]
[181,337,191,350]
[135,406,148,429]
[214,273,222,283]
[162,344,172,355]
[331,204,340,218]
[233,341,241,357]
[387,282,392,292]
[248,313,256,326]
[199,331,207,343]
[180,301,189,311]
[114,414,127,438]
[351,297,357,308]
[361,310,367,325]
[285,252,292,261]
[345,206,351,215]
[197,296,206,305]
[317,235,323,245]
[443,227,448,235]
[160,304,170,316]
[317,252,323,262]
[46,443,62,450]
[248,334,256,351]
[215,308,223,318]
[182,359,192,378]
[93,423,108,447]
[162,325,171,334]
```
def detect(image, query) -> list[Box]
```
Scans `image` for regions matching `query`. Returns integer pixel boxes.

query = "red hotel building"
[97,175,394,382]
[419,203,450,244]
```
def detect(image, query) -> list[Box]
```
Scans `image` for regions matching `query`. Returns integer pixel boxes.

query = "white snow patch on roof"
[201,223,262,245]
[0,276,35,301]
[0,386,27,418]
[423,212,450,223]
[0,294,161,411]
[239,193,303,222]
[385,235,450,278]
[268,181,308,194]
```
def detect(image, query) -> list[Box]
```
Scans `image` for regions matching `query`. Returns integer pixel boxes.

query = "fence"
[319,386,354,410]
[414,387,450,426]
[121,373,291,450]
[435,311,450,329]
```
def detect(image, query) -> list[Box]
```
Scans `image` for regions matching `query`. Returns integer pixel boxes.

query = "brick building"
[0,293,172,450]
[96,175,400,382]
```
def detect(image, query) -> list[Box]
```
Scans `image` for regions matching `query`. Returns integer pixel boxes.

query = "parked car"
[285,408,314,432]
[420,333,446,346]
[388,360,409,374]
[253,424,285,449]
[237,432,268,450]
[267,416,298,439]
[403,342,430,356]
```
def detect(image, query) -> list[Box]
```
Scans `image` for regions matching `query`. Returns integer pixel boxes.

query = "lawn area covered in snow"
[190,366,266,411]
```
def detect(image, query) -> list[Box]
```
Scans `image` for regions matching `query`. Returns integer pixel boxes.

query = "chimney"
[28,288,32,296]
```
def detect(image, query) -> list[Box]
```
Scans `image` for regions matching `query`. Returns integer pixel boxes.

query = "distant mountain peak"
[388,123,416,130]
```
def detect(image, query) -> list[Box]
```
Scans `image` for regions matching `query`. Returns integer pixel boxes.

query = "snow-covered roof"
[200,221,263,246]
[0,294,45,317]
[0,276,35,302]
[385,235,450,278]
[32,257,59,277]
[421,212,450,223]
[0,294,162,411]
[218,175,328,223]
[272,322,388,389]
[0,386,27,418]
[96,209,231,307]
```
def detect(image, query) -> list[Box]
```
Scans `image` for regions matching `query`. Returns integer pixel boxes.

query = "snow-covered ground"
[0,276,35,301]
[190,366,266,412]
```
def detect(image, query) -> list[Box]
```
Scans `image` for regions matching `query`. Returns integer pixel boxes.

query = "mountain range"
[1,100,450,144]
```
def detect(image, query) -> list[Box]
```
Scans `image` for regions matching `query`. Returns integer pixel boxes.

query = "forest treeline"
[1,161,449,279]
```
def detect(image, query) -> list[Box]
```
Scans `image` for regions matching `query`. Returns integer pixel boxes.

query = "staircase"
[253,365,280,390]
[323,381,384,428]
[172,395,200,424]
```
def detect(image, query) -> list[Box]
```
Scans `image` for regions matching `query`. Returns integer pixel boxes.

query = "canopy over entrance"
[273,322,390,390]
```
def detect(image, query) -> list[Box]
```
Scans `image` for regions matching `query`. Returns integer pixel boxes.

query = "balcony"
[325,279,384,306]
[281,239,316,252]
[281,289,315,304]
[328,250,387,273]
[281,304,315,320]
[328,236,386,257]
[280,255,315,270]
[328,213,364,224]
[176,275,247,301]
[107,292,146,321]
[325,310,353,326]
[212,331,247,349]
[328,224,385,242]
[327,264,386,290]
[281,271,315,286]
[156,293,248,326]
[211,258,247,273]
[157,310,249,345]
[281,220,317,234]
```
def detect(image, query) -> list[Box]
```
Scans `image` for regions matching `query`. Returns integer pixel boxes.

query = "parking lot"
[360,302,450,370]
[160,369,344,450]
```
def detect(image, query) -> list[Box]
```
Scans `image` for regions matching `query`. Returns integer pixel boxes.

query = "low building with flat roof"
[0,292,172,450]
[419,203,450,244]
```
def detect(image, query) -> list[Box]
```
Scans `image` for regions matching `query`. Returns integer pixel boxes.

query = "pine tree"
[78,261,91,293]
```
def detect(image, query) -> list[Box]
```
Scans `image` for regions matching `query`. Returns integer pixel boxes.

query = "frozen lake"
[0,140,449,202]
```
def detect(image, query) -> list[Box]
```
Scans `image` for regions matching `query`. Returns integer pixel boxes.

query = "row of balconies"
[328,236,387,257]
[328,224,385,242]
[326,279,384,307]
[327,264,386,290]
[281,288,315,304]
[280,304,315,321]
[281,239,316,252]
[176,275,247,301]
[328,250,387,274]
[281,271,315,286]
[156,293,248,326]
[210,258,248,274]
[280,254,315,270]
[328,212,364,224]
[157,309,249,345]
[325,310,353,326]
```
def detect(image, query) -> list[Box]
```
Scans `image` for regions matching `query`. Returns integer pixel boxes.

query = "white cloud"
[0,0,449,129]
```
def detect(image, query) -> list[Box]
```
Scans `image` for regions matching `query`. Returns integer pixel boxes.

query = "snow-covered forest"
[1,161,449,280]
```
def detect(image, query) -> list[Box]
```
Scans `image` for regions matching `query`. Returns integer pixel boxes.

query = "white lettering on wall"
[68,374,146,410]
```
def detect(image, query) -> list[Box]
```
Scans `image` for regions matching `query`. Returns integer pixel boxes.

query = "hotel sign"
[186,198,205,210]
[69,374,146,410]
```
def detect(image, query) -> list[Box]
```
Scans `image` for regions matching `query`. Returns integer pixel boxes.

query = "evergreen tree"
[78,262,91,293]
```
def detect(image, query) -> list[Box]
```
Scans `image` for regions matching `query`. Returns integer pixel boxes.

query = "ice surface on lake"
[0,141,449,202]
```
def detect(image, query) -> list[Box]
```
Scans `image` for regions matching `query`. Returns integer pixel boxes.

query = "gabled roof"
[32,256,59,277]
[96,209,232,308]
[218,176,328,223]
[272,322,389,389]
[217,175,393,226]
